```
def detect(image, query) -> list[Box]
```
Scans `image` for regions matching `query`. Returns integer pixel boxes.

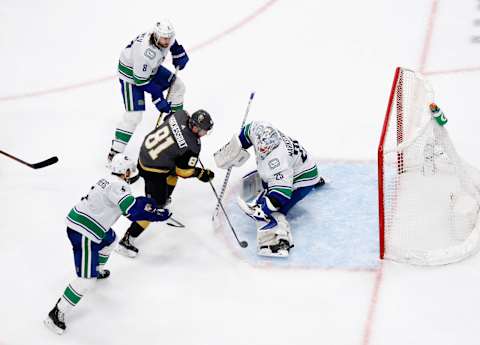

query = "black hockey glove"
[195,168,214,182]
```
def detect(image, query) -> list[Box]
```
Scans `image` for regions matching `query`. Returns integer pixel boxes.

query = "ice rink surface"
[1,1,480,344]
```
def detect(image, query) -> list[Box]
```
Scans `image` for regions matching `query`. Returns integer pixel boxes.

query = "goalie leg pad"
[168,76,186,109]
[256,212,294,257]
[214,135,250,169]
[241,170,264,201]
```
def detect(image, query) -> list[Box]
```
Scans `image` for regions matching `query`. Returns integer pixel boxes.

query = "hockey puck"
[240,241,248,248]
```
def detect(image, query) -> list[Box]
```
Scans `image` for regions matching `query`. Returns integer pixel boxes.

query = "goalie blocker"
[214,135,250,169]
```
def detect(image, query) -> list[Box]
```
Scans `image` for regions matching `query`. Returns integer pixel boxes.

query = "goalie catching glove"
[127,196,171,222]
[237,194,279,222]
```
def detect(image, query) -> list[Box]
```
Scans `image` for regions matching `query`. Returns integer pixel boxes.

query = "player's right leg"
[44,228,98,334]
[150,66,185,113]
[96,229,117,279]
[108,80,146,161]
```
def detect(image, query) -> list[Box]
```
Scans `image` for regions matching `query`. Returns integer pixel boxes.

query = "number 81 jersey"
[138,110,201,176]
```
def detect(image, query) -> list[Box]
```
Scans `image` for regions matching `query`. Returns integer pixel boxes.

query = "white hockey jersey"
[240,121,320,203]
[118,31,174,86]
[66,176,135,243]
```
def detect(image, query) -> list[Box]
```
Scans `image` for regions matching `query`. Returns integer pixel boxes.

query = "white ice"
[1,1,480,344]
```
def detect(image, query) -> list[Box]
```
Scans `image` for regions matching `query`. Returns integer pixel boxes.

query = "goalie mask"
[254,125,280,159]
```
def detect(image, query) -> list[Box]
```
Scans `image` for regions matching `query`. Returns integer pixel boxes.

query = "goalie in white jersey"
[44,154,171,335]
[214,121,325,257]
[108,19,190,161]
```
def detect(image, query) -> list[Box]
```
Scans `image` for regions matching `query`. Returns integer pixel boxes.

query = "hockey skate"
[116,233,139,258]
[44,299,66,335]
[97,269,110,279]
[258,239,294,258]
[107,148,120,163]
[314,176,326,189]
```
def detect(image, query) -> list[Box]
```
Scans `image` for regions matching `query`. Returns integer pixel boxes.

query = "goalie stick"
[0,150,58,169]
[212,91,255,221]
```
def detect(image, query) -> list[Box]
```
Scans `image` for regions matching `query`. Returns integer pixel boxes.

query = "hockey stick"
[155,66,180,127]
[0,150,58,169]
[166,216,185,228]
[212,92,255,221]
[199,159,248,248]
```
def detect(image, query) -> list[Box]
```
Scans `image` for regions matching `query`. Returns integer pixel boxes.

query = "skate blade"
[43,318,64,335]
[115,246,138,258]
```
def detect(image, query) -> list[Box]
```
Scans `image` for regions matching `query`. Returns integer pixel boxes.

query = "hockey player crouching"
[116,109,215,258]
[108,19,190,161]
[214,122,325,257]
[44,154,171,335]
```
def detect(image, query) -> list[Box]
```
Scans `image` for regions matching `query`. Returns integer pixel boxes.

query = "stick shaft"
[212,92,255,219]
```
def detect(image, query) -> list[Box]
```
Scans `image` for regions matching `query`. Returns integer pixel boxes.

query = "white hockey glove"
[214,135,250,169]
[237,195,278,222]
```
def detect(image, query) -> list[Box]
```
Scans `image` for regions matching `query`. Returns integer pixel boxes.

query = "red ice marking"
[0,0,278,102]
[423,66,480,75]
[361,263,384,345]
[418,0,480,77]
[419,0,438,74]
[189,0,278,51]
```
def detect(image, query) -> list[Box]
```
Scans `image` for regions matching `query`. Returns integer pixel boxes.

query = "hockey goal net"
[378,67,480,265]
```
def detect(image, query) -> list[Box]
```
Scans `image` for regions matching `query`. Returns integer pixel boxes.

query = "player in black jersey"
[116,109,214,257]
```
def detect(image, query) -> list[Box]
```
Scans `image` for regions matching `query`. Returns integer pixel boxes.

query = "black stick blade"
[31,156,59,169]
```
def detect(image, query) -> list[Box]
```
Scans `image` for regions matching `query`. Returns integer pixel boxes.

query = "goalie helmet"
[254,125,281,159]
[153,19,175,40]
[110,154,135,176]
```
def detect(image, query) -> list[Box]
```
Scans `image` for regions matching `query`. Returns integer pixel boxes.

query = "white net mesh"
[379,68,480,265]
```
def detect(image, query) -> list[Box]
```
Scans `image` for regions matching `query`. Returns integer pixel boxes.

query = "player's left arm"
[175,151,214,182]
[170,40,189,70]
[108,183,169,222]
[174,151,198,178]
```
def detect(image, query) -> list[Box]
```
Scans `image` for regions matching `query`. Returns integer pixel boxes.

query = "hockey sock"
[57,277,95,314]
[97,241,116,271]
[113,111,143,151]
[128,221,149,238]
[170,103,183,112]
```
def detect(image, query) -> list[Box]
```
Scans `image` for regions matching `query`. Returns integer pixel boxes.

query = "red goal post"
[377,67,480,265]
